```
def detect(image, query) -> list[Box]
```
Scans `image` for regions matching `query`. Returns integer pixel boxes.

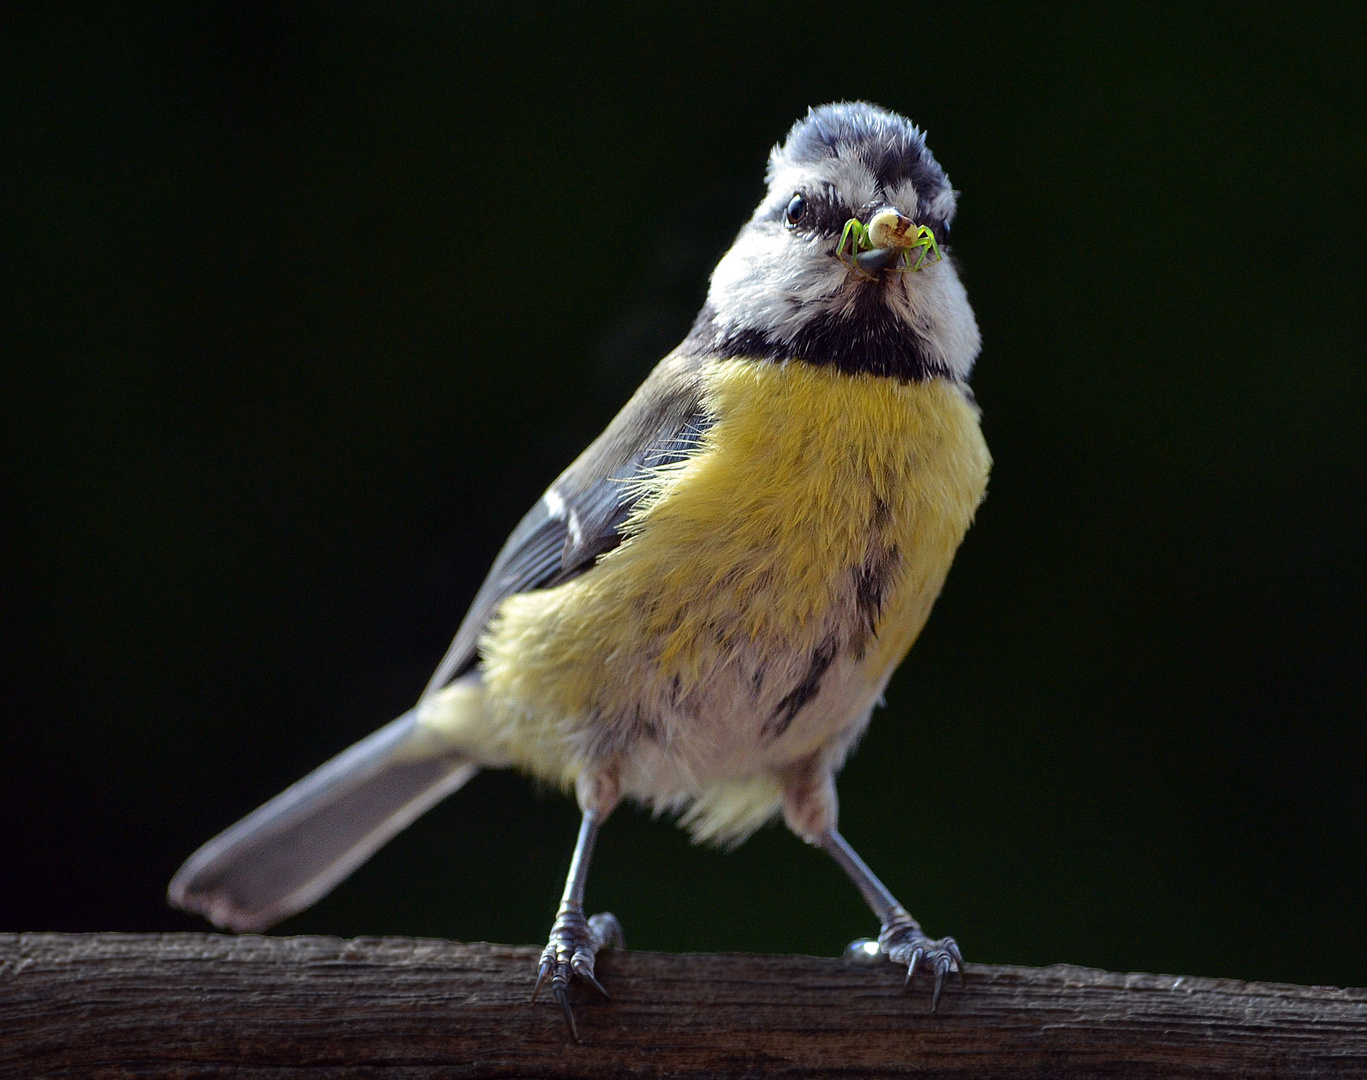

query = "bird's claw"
[878,911,964,1012]
[532,908,623,1042]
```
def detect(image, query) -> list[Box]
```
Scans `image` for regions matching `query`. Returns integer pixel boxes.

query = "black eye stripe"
[767,186,948,240]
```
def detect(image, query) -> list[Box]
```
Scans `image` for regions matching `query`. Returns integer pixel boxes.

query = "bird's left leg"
[532,768,625,1042]
[782,761,964,1011]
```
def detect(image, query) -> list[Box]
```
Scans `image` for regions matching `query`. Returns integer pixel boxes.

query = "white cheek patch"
[884,262,980,381]
[708,224,851,342]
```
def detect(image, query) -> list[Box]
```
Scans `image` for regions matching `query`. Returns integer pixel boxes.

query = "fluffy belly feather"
[477,358,990,841]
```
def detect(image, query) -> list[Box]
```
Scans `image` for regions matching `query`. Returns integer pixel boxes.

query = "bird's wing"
[421,350,709,698]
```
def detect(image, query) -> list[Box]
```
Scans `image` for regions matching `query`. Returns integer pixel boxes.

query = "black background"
[4,4,1365,988]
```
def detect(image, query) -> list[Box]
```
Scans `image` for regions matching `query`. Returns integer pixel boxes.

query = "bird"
[169,101,992,1040]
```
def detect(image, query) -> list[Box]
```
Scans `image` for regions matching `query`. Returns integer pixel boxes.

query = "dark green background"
[4,4,1364,988]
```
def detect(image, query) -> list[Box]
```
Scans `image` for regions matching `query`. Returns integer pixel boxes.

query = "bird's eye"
[784,194,807,227]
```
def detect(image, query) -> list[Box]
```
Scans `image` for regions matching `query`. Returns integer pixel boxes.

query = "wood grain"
[1,933,1363,1077]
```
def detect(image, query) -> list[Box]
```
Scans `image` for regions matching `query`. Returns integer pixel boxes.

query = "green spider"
[836,217,941,277]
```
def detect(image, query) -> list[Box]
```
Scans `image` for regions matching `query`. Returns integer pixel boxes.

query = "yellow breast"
[477,358,990,812]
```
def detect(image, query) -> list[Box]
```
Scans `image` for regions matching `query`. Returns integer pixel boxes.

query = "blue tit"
[170,101,991,1038]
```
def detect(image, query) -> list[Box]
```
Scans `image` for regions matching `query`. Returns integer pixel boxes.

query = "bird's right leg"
[818,827,964,1009]
[533,768,624,1042]
[782,760,963,1011]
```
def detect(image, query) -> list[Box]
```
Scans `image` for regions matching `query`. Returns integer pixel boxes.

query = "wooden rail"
[2,933,1364,1077]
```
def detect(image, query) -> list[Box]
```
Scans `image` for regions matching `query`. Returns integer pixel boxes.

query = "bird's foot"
[877,908,964,1011]
[532,907,624,1042]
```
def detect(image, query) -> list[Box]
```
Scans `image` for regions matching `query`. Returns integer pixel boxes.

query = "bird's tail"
[168,678,486,932]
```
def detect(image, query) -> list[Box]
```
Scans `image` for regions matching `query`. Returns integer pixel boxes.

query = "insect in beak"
[837,209,941,280]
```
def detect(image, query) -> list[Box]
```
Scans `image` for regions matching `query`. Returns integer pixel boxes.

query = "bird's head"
[688,102,981,383]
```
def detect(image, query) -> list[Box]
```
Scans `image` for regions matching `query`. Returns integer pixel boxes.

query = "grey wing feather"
[422,350,710,698]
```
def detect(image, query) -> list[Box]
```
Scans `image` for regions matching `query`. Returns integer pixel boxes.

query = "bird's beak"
[854,246,906,274]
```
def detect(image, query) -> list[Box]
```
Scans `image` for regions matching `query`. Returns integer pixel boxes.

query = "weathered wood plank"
[1,933,1363,1077]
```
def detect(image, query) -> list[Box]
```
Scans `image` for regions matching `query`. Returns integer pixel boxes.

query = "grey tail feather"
[168,708,477,932]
